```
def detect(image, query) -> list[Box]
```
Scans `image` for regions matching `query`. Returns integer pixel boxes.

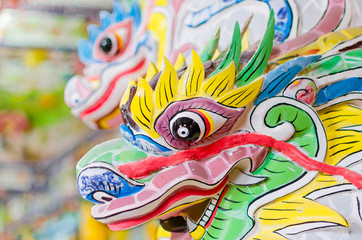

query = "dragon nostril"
[92,191,116,203]
[101,196,113,202]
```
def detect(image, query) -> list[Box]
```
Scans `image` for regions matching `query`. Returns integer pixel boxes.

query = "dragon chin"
[90,140,268,231]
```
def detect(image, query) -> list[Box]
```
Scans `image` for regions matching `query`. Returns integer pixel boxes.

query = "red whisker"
[118,132,362,189]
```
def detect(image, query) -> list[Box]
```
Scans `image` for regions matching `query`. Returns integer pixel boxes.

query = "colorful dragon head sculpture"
[65,0,359,130]
[75,7,362,239]
[64,1,153,129]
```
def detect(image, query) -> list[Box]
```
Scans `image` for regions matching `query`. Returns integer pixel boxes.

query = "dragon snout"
[77,162,144,204]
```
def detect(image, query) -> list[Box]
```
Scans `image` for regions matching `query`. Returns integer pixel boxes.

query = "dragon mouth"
[91,141,268,231]
[82,131,362,236]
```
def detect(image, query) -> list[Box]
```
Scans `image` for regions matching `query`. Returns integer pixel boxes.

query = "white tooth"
[205,210,212,217]
[202,216,209,222]
[211,198,217,205]
[186,217,197,231]
[208,205,215,211]
[200,220,206,226]
[229,169,267,186]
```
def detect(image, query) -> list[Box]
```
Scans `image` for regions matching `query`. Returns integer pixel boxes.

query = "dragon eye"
[155,99,244,149]
[100,37,113,53]
[170,111,205,143]
[99,34,119,56]
[93,20,132,62]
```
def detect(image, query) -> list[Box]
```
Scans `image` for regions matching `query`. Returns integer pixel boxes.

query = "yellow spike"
[217,76,263,108]
[120,78,137,107]
[202,62,235,98]
[130,78,159,138]
[253,173,349,239]
[145,62,159,83]
[178,50,205,97]
[240,15,252,52]
[254,198,348,239]
[174,53,186,70]
[212,48,221,61]
[241,29,250,52]
[318,102,362,165]
[155,57,179,109]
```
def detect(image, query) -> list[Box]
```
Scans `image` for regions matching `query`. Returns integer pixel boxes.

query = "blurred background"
[0,0,153,239]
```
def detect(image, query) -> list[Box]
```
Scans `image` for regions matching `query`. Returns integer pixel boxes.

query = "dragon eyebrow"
[117,132,362,189]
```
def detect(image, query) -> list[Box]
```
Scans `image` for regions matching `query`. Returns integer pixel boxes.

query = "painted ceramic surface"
[65,0,361,130]
[73,5,362,239]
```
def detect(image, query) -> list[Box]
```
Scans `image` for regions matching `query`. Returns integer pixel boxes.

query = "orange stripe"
[189,109,211,138]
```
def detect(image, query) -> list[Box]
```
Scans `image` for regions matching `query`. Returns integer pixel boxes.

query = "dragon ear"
[209,21,242,77]
[235,10,275,87]
[200,28,221,62]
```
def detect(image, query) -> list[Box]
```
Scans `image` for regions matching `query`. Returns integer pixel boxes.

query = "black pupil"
[172,117,200,143]
[100,37,113,53]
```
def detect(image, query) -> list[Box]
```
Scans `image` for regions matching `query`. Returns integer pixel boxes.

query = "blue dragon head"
[64,1,156,130]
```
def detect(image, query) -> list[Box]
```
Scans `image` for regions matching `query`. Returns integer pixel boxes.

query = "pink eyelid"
[154,98,245,149]
[93,19,133,62]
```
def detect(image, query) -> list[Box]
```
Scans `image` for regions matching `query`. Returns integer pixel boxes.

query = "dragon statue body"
[71,1,362,239]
